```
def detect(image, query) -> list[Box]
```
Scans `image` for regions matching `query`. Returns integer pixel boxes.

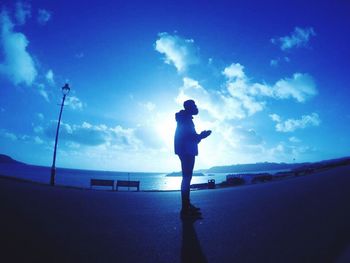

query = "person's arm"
[187,126,211,143]
[199,130,211,139]
[181,121,201,143]
[186,129,202,143]
[181,117,211,143]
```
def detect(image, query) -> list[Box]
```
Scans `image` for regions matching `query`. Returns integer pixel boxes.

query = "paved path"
[1,165,350,262]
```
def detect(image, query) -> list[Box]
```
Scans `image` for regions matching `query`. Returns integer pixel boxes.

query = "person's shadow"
[181,218,208,263]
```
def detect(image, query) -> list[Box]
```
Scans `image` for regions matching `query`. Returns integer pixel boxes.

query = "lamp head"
[62,83,70,96]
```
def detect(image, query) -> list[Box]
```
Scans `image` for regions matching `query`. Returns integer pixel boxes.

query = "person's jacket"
[174,110,201,156]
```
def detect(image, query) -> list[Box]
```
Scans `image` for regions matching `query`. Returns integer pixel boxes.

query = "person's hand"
[200,130,212,139]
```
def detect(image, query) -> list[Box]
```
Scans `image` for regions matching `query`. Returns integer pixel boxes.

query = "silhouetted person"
[174,99,211,218]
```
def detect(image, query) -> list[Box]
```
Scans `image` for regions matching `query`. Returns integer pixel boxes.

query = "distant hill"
[205,162,308,173]
[0,154,25,165]
[294,156,350,171]
[205,157,350,173]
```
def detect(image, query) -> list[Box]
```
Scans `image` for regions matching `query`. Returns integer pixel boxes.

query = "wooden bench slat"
[90,179,115,190]
[89,179,140,191]
[116,180,140,191]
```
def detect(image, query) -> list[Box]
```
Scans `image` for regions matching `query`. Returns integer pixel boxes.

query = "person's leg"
[180,155,195,211]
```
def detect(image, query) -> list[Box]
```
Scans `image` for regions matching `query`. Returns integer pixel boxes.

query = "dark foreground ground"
[1,165,350,263]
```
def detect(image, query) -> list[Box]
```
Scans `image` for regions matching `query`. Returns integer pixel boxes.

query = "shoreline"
[0,163,334,193]
[1,155,349,192]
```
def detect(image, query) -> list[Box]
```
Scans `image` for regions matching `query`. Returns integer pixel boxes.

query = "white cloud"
[65,95,84,110]
[222,63,245,79]
[36,113,44,120]
[33,125,43,134]
[0,128,45,145]
[223,66,317,105]
[176,67,316,122]
[264,141,316,162]
[270,57,290,67]
[270,112,321,132]
[65,141,81,149]
[289,136,301,143]
[271,27,316,51]
[34,136,44,144]
[37,9,51,25]
[154,32,199,73]
[270,59,279,67]
[75,52,84,59]
[269,113,281,122]
[0,11,37,86]
[139,101,156,111]
[15,1,31,25]
[37,83,49,102]
[0,129,17,140]
[235,127,263,146]
[273,73,317,102]
[176,77,246,121]
[40,91,50,102]
[20,134,43,144]
[44,121,142,150]
[225,76,265,116]
[46,69,54,85]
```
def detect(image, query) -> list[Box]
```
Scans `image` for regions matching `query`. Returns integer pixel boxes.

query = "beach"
[1,165,350,262]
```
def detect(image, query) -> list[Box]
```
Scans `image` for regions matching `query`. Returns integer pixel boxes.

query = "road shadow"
[181,217,208,263]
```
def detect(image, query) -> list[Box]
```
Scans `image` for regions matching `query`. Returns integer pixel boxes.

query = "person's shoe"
[189,203,200,211]
[180,208,202,219]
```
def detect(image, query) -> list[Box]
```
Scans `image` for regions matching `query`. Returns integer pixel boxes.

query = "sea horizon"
[0,162,289,191]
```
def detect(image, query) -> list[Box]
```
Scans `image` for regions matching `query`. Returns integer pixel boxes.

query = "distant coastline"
[2,153,350,176]
[166,172,205,177]
[0,154,26,165]
[205,162,305,173]
[1,153,350,191]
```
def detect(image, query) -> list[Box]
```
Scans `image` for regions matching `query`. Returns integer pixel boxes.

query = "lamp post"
[50,83,70,186]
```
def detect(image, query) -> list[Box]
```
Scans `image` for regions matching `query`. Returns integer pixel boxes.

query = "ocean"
[0,163,288,191]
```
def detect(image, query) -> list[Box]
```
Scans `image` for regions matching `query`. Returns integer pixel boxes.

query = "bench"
[90,179,115,190]
[116,180,140,191]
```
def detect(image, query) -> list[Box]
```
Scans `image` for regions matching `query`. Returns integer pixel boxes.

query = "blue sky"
[1,0,349,172]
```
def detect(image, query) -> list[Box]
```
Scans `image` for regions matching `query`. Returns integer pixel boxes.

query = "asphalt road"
[1,165,350,263]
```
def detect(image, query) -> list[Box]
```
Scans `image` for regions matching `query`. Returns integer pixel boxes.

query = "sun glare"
[155,114,176,148]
